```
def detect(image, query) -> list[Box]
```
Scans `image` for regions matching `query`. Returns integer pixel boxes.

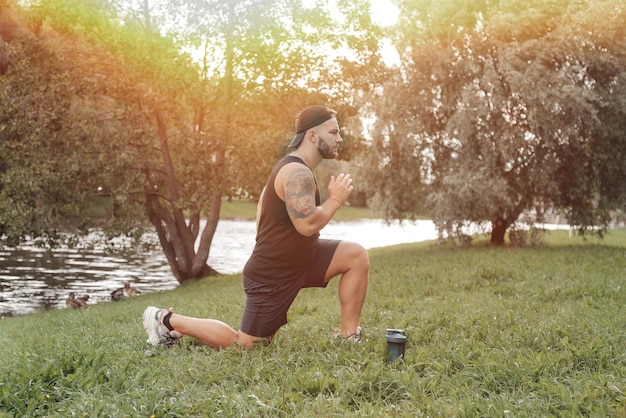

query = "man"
[143,106,369,349]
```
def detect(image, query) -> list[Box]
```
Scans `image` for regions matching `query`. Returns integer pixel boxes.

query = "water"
[0,219,437,318]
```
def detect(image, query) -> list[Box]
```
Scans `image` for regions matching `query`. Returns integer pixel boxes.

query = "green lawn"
[1,229,625,417]
[220,199,378,221]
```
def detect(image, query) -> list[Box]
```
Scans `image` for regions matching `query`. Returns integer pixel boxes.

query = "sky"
[370,0,401,66]
[370,0,400,27]
[302,0,399,27]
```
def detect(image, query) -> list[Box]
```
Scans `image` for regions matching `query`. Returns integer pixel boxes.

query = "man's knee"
[352,243,370,271]
[327,241,369,281]
[236,330,272,350]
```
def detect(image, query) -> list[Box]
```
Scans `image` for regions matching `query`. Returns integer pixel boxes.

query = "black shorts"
[239,239,341,338]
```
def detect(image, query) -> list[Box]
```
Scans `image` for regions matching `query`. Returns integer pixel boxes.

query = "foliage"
[359,0,626,244]
[1,229,625,416]
[0,8,115,246]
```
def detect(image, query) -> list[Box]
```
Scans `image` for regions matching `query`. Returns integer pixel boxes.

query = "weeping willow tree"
[359,0,626,245]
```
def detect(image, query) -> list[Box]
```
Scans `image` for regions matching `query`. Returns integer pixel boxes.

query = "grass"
[219,199,378,221]
[1,229,626,417]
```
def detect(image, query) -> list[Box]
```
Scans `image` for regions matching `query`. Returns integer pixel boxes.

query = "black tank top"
[243,155,320,282]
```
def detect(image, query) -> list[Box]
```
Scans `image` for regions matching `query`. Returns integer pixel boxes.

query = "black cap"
[288,106,336,148]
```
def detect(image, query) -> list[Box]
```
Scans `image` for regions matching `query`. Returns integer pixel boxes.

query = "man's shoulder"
[275,156,310,176]
[277,161,312,179]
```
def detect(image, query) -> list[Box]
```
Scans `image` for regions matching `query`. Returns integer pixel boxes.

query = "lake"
[0,219,438,317]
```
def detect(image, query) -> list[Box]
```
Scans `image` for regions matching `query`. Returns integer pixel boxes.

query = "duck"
[66,292,88,308]
[124,281,141,297]
[110,287,125,301]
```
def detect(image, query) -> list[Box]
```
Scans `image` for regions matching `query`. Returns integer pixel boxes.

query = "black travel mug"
[386,329,407,363]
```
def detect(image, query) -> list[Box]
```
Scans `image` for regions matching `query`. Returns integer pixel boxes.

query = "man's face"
[315,118,343,159]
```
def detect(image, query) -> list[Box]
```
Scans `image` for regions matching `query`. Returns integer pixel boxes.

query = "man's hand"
[327,173,354,205]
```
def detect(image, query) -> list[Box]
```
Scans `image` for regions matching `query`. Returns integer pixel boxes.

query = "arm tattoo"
[285,167,316,219]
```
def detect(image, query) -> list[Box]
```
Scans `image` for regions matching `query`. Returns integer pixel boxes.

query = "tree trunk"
[144,110,220,284]
[490,216,508,245]
[192,186,222,277]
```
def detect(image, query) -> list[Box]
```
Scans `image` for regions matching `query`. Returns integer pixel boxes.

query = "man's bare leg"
[324,241,370,337]
[168,314,270,350]
[168,314,237,349]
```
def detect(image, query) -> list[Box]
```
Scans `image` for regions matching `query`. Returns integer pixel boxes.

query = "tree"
[359,0,626,244]
[0,0,388,282]
[0,1,117,247]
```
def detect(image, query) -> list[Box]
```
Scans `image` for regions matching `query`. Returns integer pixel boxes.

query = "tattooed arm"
[276,163,353,237]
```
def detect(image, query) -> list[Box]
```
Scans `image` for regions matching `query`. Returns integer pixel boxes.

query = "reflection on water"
[0,245,177,317]
[0,219,437,317]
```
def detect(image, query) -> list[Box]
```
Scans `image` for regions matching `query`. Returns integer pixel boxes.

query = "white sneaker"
[142,306,182,347]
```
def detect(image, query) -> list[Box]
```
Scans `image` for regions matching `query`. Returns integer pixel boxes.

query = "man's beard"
[317,137,337,159]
